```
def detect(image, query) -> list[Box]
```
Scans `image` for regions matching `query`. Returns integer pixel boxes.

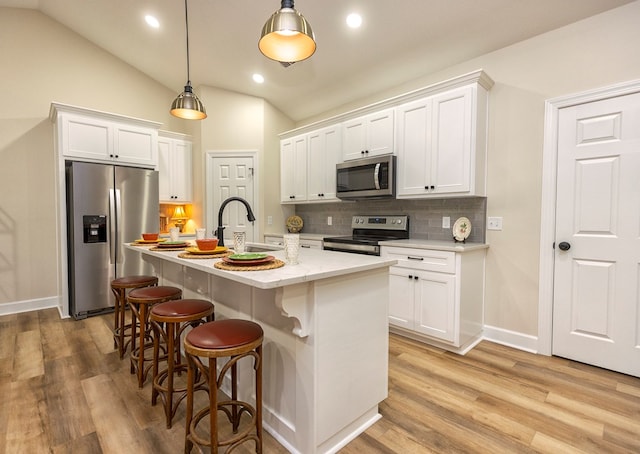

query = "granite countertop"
[379,238,489,252]
[126,243,396,290]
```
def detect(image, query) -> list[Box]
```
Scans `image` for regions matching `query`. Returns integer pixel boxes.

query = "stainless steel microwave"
[336,155,395,200]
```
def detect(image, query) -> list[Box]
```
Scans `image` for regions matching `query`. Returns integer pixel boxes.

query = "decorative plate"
[186,246,228,255]
[222,255,275,266]
[135,238,166,244]
[286,215,304,233]
[228,253,269,261]
[157,241,189,248]
[452,217,471,242]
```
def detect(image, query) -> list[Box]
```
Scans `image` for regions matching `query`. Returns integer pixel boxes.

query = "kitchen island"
[126,243,396,454]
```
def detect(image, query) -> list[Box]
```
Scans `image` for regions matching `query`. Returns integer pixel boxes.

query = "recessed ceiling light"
[145,15,160,29]
[253,73,265,84]
[346,13,362,29]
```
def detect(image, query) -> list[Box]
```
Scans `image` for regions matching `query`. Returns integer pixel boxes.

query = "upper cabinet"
[50,103,160,168]
[307,125,341,201]
[280,134,308,203]
[396,83,488,198]
[278,70,493,203]
[158,131,192,203]
[281,125,342,204]
[342,108,394,161]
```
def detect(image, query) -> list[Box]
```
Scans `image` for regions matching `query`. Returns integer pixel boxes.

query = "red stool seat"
[150,299,215,428]
[110,275,158,359]
[184,319,264,453]
[128,285,182,388]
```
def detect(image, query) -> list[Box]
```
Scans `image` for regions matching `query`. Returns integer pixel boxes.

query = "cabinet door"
[342,117,367,161]
[307,125,341,201]
[366,108,394,157]
[414,271,456,342]
[61,113,112,161]
[172,140,192,202]
[280,135,307,203]
[114,123,157,167]
[388,267,416,329]
[158,137,172,201]
[395,98,433,196]
[431,86,473,195]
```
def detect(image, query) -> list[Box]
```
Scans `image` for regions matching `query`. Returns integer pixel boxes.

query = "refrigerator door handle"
[114,188,122,264]
[109,189,116,264]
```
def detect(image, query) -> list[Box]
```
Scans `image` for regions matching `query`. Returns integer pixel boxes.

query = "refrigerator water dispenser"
[83,215,107,243]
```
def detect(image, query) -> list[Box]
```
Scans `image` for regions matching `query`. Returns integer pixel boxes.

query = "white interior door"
[553,91,640,377]
[207,154,256,245]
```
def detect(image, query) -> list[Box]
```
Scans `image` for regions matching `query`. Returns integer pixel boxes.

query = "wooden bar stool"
[149,298,215,429]
[127,285,182,388]
[184,319,264,453]
[110,275,158,359]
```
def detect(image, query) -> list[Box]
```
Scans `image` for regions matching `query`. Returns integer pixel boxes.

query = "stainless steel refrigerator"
[65,161,159,319]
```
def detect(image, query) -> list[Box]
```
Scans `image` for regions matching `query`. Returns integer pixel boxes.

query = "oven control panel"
[351,215,409,231]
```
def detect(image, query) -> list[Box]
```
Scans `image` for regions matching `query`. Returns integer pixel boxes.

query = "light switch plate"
[442,216,450,229]
[487,217,503,230]
[267,216,273,225]
[327,216,332,226]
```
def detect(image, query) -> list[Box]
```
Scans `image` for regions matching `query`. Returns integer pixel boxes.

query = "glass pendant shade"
[171,83,206,120]
[259,2,316,63]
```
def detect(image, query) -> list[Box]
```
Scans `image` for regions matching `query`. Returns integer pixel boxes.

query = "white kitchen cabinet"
[158,132,192,203]
[280,134,308,203]
[382,245,486,354]
[281,124,341,204]
[342,108,394,161]
[395,83,488,198]
[51,104,159,168]
[307,125,341,201]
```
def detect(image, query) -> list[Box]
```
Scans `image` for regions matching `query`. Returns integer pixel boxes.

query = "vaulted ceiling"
[2,0,633,121]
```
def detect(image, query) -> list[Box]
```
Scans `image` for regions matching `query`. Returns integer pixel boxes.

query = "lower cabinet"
[381,245,486,354]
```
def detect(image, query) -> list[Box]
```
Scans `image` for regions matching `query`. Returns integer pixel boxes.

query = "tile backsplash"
[294,197,486,243]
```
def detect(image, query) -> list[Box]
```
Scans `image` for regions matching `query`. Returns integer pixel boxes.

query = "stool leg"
[256,344,263,452]
[118,290,128,358]
[231,361,239,432]
[111,287,122,351]
[209,357,219,451]
[137,303,148,388]
[129,303,139,375]
[165,322,176,428]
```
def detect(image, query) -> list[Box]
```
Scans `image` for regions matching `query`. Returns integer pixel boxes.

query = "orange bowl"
[142,233,159,241]
[196,238,219,251]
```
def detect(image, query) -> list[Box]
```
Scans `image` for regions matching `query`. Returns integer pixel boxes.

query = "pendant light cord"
[184,0,191,84]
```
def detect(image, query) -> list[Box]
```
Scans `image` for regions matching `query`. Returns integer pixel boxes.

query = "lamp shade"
[171,83,207,120]
[259,4,316,63]
[171,205,188,220]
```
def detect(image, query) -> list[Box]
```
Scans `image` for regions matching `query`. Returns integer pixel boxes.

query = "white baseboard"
[0,296,60,317]
[482,324,540,354]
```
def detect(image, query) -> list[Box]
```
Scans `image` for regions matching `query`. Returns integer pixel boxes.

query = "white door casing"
[539,79,640,377]
[205,151,257,244]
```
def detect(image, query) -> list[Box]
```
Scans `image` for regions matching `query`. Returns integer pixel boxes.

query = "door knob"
[558,241,571,251]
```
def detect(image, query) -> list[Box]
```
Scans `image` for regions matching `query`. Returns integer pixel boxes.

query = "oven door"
[323,237,381,256]
[336,155,395,200]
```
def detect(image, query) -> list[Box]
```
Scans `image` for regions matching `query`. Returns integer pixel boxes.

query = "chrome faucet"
[215,196,256,247]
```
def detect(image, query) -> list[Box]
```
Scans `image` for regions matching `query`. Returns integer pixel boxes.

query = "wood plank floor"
[1,308,639,453]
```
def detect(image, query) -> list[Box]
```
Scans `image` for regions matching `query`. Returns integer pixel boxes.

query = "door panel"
[553,91,640,377]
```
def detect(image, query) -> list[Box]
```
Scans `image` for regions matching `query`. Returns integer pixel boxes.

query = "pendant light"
[171,0,207,120]
[259,0,316,64]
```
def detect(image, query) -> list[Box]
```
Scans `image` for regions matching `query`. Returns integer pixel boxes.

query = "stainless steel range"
[323,215,409,256]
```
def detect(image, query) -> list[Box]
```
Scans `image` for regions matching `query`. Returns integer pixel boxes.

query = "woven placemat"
[150,246,188,252]
[130,242,158,247]
[178,251,233,259]
[214,259,285,271]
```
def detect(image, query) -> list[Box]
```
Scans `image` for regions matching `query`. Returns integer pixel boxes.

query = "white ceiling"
[2,0,633,121]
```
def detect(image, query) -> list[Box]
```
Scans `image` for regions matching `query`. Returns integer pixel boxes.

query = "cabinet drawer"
[382,246,456,274]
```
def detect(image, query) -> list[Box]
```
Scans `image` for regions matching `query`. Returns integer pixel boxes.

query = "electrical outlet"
[267,216,273,225]
[487,217,503,230]
[442,216,450,229]
[327,216,332,226]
